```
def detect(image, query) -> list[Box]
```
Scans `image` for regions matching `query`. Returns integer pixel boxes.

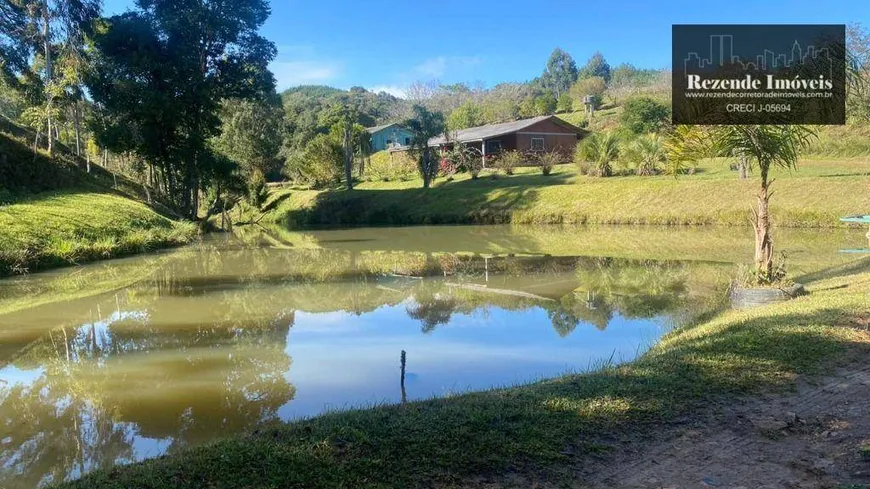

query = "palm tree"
[712,125,816,284]
[622,134,666,176]
[578,132,619,177]
[663,125,710,176]
[403,104,446,188]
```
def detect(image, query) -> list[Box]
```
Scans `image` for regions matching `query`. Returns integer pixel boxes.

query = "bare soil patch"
[580,362,870,489]
[467,358,870,489]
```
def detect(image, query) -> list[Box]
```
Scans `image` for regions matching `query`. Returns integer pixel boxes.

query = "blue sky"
[103,0,868,96]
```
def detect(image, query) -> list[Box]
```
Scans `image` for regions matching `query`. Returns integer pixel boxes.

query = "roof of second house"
[428,115,583,146]
[365,122,403,134]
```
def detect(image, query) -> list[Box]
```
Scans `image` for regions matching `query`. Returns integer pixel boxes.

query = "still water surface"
[0,225,865,487]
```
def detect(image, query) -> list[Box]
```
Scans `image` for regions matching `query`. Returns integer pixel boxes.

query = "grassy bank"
[249,158,869,229]
[0,191,198,276]
[57,261,870,489]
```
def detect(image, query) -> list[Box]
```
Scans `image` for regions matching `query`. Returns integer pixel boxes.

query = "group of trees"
[2,14,673,208]
[1,0,287,220]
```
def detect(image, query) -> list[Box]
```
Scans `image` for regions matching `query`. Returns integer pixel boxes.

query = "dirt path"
[465,360,870,489]
[577,362,870,489]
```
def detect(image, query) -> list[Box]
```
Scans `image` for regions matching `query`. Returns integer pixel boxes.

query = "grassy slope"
[0,130,198,276]
[253,158,870,229]
[57,261,870,489]
[0,191,197,275]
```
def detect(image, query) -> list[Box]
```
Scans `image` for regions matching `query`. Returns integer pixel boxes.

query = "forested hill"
[281,86,407,149]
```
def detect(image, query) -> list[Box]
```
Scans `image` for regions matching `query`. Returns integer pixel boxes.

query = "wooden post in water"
[400,350,407,405]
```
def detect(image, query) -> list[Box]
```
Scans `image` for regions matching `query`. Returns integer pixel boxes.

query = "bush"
[366,150,418,182]
[538,151,561,176]
[444,145,483,179]
[439,157,457,179]
[619,134,666,176]
[575,132,619,177]
[620,97,670,135]
[496,150,524,175]
[556,93,573,113]
[247,170,268,208]
[283,134,343,187]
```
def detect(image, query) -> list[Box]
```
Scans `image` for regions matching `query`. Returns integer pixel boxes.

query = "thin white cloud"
[368,85,408,98]
[270,60,342,89]
[414,56,481,78]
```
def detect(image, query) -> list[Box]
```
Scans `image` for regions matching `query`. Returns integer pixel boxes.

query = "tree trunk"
[74,103,82,157]
[739,156,748,179]
[42,5,54,157]
[753,166,774,283]
[422,149,431,189]
[343,121,353,190]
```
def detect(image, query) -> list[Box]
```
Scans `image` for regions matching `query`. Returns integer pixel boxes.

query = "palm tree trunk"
[754,166,774,282]
[422,149,431,189]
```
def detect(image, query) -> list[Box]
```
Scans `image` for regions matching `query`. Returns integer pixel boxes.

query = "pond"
[0,225,866,487]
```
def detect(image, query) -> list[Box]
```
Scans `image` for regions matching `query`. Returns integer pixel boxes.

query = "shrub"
[538,151,561,176]
[366,150,417,182]
[283,134,343,188]
[620,96,670,135]
[575,132,619,177]
[445,145,483,179]
[556,93,573,113]
[438,157,457,179]
[619,134,666,176]
[247,170,268,208]
[496,150,524,175]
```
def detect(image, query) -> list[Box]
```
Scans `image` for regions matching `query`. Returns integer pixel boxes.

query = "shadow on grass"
[435,171,575,189]
[282,184,543,228]
[796,256,870,285]
[60,283,870,489]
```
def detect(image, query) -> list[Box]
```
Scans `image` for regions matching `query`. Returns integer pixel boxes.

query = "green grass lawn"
[56,260,870,489]
[250,157,870,229]
[0,190,198,276]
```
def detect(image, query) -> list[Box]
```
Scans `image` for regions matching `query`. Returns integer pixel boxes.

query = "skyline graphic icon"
[683,34,834,79]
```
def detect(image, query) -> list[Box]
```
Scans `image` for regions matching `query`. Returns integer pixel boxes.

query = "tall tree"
[1,0,101,155]
[403,104,445,189]
[579,51,612,83]
[213,97,284,181]
[447,101,484,131]
[0,1,31,87]
[87,0,277,218]
[541,48,578,99]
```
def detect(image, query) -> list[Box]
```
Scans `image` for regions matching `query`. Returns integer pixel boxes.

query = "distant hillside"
[280,85,406,149]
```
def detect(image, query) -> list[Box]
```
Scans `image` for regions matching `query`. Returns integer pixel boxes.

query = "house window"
[485,140,502,154]
[404,137,411,145]
[531,138,545,151]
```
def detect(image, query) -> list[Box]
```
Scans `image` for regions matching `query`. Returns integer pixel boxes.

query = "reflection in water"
[2,224,860,487]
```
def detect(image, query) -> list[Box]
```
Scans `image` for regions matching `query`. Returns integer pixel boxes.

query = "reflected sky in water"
[283,305,664,418]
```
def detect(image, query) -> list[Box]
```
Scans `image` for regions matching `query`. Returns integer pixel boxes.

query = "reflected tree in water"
[406,284,458,334]
[1,287,297,486]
